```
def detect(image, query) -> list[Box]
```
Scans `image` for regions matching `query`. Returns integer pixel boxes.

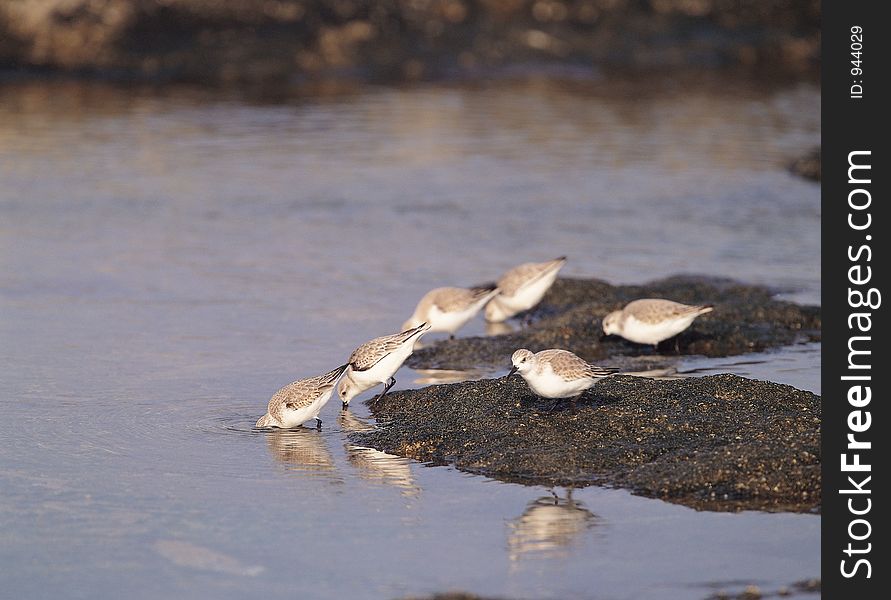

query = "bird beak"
[508,366,518,377]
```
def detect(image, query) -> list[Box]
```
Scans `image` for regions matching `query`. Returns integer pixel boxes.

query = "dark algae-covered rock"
[704,578,821,599]
[354,374,821,513]
[408,275,821,371]
[789,146,821,181]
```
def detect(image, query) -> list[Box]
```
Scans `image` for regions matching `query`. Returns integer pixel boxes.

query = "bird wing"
[432,286,497,312]
[625,299,712,324]
[349,324,427,371]
[497,257,566,297]
[537,349,616,381]
[271,364,348,413]
[584,363,619,378]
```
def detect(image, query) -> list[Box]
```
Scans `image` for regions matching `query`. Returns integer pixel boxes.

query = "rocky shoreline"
[409,275,821,373]
[354,373,820,513]
[356,276,821,513]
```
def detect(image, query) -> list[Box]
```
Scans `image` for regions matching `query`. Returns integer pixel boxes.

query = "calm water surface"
[0,77,820,599]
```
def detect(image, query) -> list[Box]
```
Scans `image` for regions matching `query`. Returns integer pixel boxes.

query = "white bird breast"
[279,389,333,427]
[621,314,699,345]
[522,366,593,399]
[501,267,561,312]
[427,304,479,333]
[349,340,415,391]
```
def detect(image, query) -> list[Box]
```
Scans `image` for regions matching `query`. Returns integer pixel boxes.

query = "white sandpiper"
[485,257,566,323]
[338,322,431,409]
[402,286,499,339]
[509,348,616,404]
[256,364,348,429]
[601,298,713,347]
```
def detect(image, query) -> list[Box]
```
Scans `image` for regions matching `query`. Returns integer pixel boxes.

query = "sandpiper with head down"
[601,299,713,347]
[338,322,431,409]
[256,364,348,429]
[485,257,566,323]
[402,286,499,339]
[509,348,617,407]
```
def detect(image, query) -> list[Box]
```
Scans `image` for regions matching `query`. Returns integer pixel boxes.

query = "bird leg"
[315,417,322,430]
[372,377,397,402]
[656,337,680,355]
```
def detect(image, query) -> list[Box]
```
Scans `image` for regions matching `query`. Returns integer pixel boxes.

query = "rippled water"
[0,77,819,599]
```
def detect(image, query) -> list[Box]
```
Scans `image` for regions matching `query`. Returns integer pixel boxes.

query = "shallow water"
[0,77,820,599]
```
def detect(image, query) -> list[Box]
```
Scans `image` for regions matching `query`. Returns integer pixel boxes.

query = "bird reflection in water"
[265,428,339,479]
[602,357,691,381]
[338,411,420,498]
[508,489,598,562]
[485,320,516,336]
[412,368,485,385]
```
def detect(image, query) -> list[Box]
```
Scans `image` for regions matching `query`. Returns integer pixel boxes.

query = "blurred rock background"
[0,0,819,84]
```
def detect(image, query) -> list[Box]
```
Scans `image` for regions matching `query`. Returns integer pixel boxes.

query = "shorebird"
[601,299,713,347]
[402,286,499,338]
[509,348,616,408]
[485,257,566,323]
[338,322,431,409]
[256,364,348,429]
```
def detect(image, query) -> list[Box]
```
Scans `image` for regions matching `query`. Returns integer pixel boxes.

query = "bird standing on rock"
[485,257,567,323]
[402,286,499,339]
[509,348,617,409]
[601,299,713,347]
[338,322,431,409]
